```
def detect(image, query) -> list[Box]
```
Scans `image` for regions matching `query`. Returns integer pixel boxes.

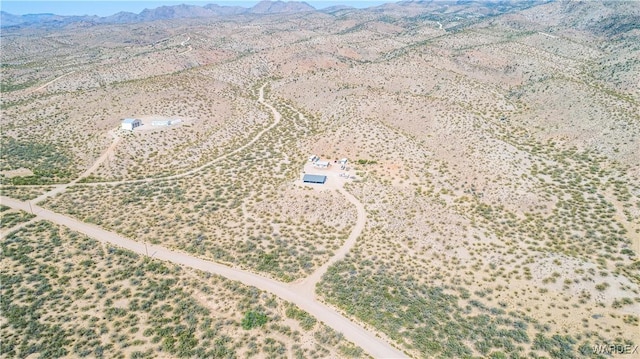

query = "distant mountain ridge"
[0,1,317,28]
[250,0,315,14]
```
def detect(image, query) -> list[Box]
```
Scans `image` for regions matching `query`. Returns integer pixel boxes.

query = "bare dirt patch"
[1,168,34,178]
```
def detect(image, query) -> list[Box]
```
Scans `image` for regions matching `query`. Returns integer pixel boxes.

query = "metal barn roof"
[122,118,139,124]
[303,174,327,184]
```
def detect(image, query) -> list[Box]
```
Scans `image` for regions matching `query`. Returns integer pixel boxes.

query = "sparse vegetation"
[0,221,362,358]
[1,1,638,358]
[0,208,35,229]
[0,137,76,184]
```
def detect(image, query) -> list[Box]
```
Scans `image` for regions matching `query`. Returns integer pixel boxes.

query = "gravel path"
[1,83,407,358]
[33,130,121,203]
[291,186,366,297]
[30,71,76,93]
[78,83,281,188]
[1,196,406,359]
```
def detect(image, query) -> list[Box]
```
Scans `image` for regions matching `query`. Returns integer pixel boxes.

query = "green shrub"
[241,310,268,330]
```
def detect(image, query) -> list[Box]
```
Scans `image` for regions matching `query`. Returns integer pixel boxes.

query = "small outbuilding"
[303,174,327,184]
[121,118,141,130]
[313,161,330,169]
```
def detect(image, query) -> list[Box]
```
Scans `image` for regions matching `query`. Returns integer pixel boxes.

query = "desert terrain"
[1,1,639,358]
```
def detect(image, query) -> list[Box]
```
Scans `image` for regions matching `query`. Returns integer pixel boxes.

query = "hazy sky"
[1,1,393,16]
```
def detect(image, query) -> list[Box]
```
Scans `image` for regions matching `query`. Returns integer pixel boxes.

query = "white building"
[313,160,330,168]
[121,118,141,130]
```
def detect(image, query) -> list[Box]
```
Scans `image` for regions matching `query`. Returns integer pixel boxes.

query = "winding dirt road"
[1,196,405,359]
[34,130,121,203]
[31,84,277,202]
[30,71,76,93]
[78,84,281,188]
[291,186,366,297]
[2,83,407,358]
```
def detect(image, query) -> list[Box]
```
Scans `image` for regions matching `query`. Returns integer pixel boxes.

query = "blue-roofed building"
[303,174,327,184]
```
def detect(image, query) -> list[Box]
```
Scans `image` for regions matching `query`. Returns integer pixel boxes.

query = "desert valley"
[1,1,639,358]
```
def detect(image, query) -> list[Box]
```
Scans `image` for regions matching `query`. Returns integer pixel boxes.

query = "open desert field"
[1,1,639,358]
[2,220,364,358]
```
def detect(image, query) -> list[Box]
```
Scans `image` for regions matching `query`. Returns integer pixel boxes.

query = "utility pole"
[28,201,33,215]
[145,242,149,257]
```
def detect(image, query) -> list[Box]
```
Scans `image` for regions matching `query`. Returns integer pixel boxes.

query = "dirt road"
[291,186,366,297]
[33,130,120,203]
[30,71,76,93]
[4,83,407,358]
[80,84,280,187]
[1,196,406,359]
[32,84,274,199]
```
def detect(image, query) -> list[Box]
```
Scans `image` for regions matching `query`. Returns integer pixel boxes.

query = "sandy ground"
[124,115,188,132]
[0,195,405,359]
[291,185,366,295]
[76,84,280,187]
[30,71,76,93]
[290,161,364,297]
[25,84,275,206]
[0,168,34,178]
[0,87,405,358]
[32,130,121,203]
[2,4,638,356]
[298,159,355,190]
[0,216,38,238]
